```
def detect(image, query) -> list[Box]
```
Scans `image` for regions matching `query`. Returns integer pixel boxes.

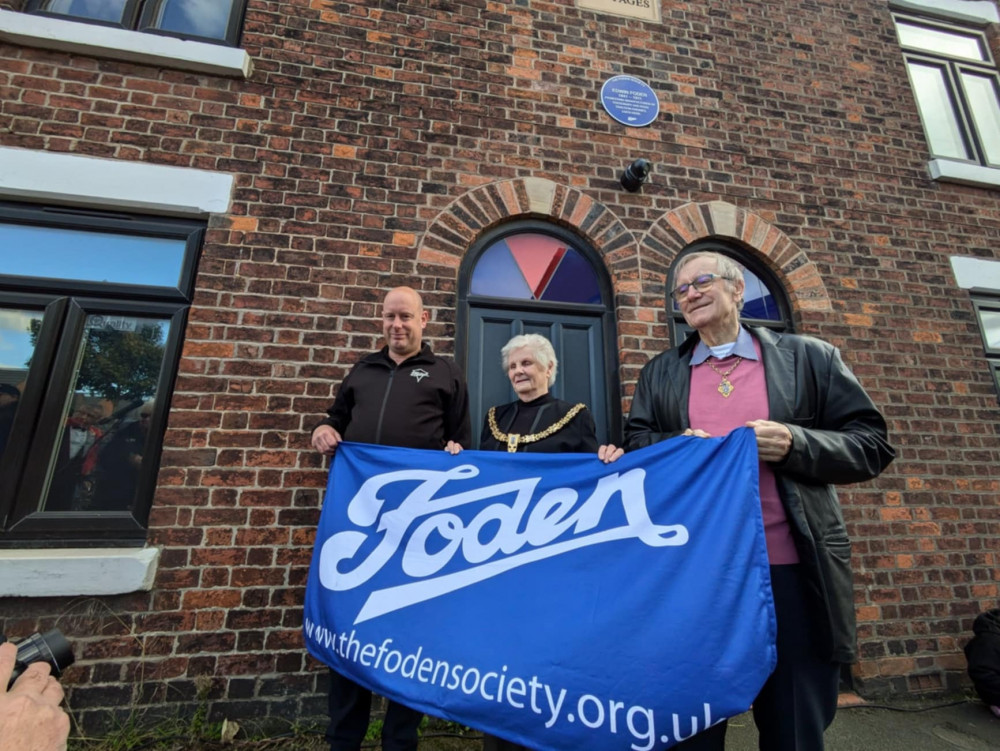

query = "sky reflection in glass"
[153,0,232,40]
[45,0,127,24]
[0,308,44,371]
[1,223,186,288]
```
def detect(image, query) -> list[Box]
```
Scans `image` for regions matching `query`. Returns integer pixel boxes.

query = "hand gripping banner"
[304,428,777,750]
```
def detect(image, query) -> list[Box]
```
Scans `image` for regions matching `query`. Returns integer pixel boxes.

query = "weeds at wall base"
[66,715,482,750]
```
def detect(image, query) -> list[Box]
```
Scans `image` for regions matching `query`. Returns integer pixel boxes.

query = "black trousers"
[325,669,424,751]
[673,565,841,751]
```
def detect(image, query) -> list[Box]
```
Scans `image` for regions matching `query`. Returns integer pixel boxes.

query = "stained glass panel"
[470,241,532,299]
[470,233,602,304]
[542,248,602,304]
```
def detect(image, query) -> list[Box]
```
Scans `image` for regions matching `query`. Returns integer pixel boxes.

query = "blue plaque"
[600,75,659,127]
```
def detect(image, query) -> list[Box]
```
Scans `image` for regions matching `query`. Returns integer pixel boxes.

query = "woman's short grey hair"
[500,334,558,387]
[673,251,746,312]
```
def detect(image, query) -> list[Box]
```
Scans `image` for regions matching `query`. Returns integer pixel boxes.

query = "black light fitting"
[620,158,651,192]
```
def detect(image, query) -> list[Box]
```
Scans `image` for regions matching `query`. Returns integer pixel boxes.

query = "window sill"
[0,146,234,216]
[928,159,1000,190]
[0,10,252,78]
[0,547,159,597]
[949,256,1000,291]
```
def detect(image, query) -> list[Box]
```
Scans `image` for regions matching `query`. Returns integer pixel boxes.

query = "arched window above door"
[669,244,793,344]
[470,232,603,305]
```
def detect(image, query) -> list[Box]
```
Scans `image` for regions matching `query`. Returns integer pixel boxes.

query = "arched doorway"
[458,221,620,447]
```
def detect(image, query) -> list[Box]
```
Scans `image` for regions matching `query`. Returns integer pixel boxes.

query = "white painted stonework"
[950,256,1000,291]
[0,548,160,596]
[0,146,233,216]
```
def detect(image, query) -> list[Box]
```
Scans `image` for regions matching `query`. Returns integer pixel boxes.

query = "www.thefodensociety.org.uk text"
[304,619,720,750]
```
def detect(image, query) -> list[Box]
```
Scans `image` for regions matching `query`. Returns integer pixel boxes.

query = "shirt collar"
[690,326,759,365]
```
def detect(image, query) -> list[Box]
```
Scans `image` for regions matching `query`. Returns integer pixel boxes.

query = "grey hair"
[673,251,746,312]
[500,334,558,386]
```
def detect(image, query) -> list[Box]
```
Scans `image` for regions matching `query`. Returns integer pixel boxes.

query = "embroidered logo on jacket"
[409,368,430,383]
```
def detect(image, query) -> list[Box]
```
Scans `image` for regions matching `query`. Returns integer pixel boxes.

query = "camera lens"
[6,630,75,689]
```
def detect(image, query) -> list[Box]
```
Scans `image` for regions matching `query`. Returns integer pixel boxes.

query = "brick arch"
[642,201,832,313]
[417,177,637,279]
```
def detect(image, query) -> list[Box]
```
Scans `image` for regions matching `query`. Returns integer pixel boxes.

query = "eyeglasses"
[670,273,732,302]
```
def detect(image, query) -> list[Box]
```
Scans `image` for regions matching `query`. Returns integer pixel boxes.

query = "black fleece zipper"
[373,365,396,445]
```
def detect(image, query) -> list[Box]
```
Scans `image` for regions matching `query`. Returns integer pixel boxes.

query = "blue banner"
[304,429,776,750]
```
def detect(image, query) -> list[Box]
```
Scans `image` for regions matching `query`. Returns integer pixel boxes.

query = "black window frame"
[892,12,1000,169]
[25,0,249,48]
[668,242,793,346]
[0,202,204,548]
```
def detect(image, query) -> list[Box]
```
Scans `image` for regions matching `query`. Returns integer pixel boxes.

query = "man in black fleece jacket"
[311,285,471,751]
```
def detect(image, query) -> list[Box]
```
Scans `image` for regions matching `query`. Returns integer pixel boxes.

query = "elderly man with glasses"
[623,251,894,751]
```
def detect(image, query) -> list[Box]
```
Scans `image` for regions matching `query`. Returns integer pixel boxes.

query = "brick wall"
[1,0,998,733]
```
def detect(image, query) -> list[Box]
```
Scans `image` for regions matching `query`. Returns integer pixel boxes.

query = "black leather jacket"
[624,326,894,662]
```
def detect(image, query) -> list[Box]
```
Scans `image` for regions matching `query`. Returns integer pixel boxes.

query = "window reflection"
[0,222,186,289]
[979,309,1000,350]
[896,21,986,61]
[148,0,232,41]
[909,63,970,160]
[30,0,130,24]
[0,383,22,467]
[44,314,168,512]
[961,73,1000,164]
[0,308,44,465]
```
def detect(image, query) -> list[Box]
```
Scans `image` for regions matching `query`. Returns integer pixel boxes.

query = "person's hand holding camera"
[0,641,70,751]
